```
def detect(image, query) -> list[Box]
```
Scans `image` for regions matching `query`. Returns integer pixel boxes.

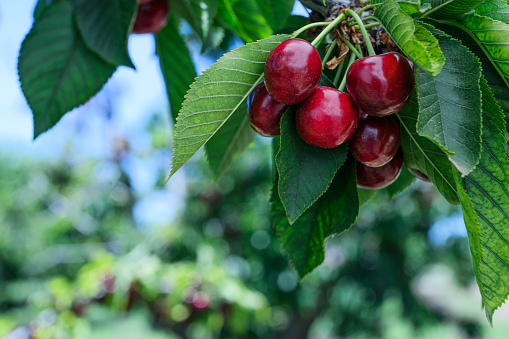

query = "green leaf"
[255,0,295,31]
[371,0,421,15]
[397,95,460,205]
[155,15,197,122]
[201,26,226,53]
[385,165,415,199]
[414,23,482,175]
[75,0,136,68]
[276,15,309,35]
[429,20,509,126]
[374,0,445,75]
[171,0,218,40]
[217,0,273,42]
[272,158,359,279]
[33,0,50,19]
[18,1,116,138]
[357,188,378,206]
[422,0,485,19]
[457,76,509,324]
[458,12,509,89]
[276,109,348,224]
[204,99,255,179]
[169,34,291,178]
[475,0,509,23]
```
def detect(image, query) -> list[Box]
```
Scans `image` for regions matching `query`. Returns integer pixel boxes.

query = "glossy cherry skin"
[296,87,359,149]
[408,167,431,182]
[247,82,287,137]
[264,38,322,105]
[133,0,169,34]
[357,150,403,189]
[346,52,414,116]
[349,112,400,167]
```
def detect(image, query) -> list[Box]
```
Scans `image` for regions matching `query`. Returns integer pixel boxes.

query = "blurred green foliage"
[0,112,508,339]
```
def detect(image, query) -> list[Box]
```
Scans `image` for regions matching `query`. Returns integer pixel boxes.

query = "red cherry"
[296,87,359,149]
[346,52,414,116]
[357,150,403,189]
[408,167,431,182]
[349,112,400,167]
[264,39,322,105]
[247,82,287,137]
[133,0,169,34]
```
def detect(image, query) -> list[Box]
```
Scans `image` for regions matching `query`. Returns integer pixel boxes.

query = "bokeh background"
[1,1,509,338]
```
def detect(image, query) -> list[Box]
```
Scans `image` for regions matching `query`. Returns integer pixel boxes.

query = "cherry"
[346,52,414,116]
[296,87,359,149]
[264,38,322,105]
[133,0,169,34]
[357,150,403,189]
[247,82,287,137]
[349,112,400,167]
[408,167,431,182]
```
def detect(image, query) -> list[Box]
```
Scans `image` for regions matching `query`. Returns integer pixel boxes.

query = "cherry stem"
[345,9,376,57]
[356,4,380,15]
[322,40,337,69]
[333,58,347,88]
[310,13,346,47]
[338,46,361,91]
[340,34,363,59]
[292,22,330,38]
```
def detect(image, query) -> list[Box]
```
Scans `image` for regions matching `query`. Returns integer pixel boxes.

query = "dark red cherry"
[296,87,359,149]
[408,167,431,182]
[264,38,322,105]
[247,82,287,137]
[133,0,169,34]
[357,150,403,189]
[346,52,414,116]
[349,112,400,167]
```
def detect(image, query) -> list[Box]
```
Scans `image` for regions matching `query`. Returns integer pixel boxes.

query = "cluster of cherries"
[133,0,169,34]
[248,38,426,189]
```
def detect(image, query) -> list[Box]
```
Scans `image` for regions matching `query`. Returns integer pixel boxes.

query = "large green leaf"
[422,0,485,19]
[171,0,218,40]
[430,20,509,125]
[371,0,421,15]
[475,0,509,23]
[204,99,255,179]
[155,15,197,122]
[457,77,509,324]
[272,158,359,279]
[276,109,348,224]
[385,165,415,199]
[255,0,295,31]
[456,12,509,89]
[169,34,291,178]
[374,0,445,76]
[217,0,273,43]
[18,1,116,138]
[397,96,460,205]
[75,0,136,68]
[415,23,482,175]
[33,0,50,19]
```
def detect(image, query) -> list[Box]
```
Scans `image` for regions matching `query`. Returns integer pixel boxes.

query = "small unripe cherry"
[264,38,322,105]
[357,150,403,189]
[296,87,359,149]
[349,113,400,167]
[247,82,287,137]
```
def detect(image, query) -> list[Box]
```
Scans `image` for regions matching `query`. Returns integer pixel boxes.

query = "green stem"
[311,13,346,47]
[345,8,376,57]
[356,4,380,16]
[360,0,370,4]
[322,40,337,69]
[338,48,360,91]
[292,22,330,38]
[333,57,347,88]
[340,34,363,59]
